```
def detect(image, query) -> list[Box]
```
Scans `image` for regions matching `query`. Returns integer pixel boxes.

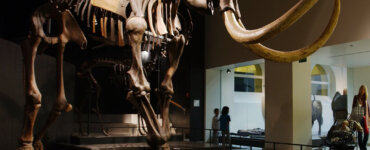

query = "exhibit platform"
[50,130,223,150]
[51,142,224,150]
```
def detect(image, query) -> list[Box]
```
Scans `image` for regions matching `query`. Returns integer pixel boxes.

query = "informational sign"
[299,58,307,63]
[193,99,200,107]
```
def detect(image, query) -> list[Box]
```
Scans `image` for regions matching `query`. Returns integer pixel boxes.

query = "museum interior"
[1,0,370,150]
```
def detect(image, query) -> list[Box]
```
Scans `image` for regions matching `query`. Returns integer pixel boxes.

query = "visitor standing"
[212,108,219,144]
[351,85,370,150]
[220,106,231,149]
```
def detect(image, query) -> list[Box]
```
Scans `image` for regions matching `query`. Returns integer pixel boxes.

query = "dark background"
[0,0,205,148]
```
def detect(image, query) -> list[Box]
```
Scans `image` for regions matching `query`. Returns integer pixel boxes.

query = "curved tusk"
[223,0,318,44]
[244,0,340,62]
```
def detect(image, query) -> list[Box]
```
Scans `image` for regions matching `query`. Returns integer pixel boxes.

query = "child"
[220,106,231,148]
[212,108,219,144]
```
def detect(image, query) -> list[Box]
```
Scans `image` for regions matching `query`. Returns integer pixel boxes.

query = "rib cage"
[49,0,188,47]
[80,57,131,75]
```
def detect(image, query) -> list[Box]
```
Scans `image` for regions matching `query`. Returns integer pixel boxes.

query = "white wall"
[220,69,234,120]
[205,63,265,136]
[293,59,312,149]
[350,66,370,107]
[331,66,348,94]
[233,92,264,130]
[347,68,354,112]
[231,63,266,131]
[205,69,221,141]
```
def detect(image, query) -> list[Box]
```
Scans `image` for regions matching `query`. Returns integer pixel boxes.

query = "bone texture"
[18,1,340,150]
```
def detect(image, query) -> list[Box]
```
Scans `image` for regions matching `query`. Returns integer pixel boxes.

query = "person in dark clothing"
[220,106,230,149]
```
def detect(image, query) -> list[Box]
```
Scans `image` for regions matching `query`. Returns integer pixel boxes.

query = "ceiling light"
[227,69,231,74]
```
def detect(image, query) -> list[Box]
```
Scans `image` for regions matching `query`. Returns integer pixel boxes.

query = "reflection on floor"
[53,142,370,150]
[312,132,328,140]
[230,145,370,150]
[312,146,370,150]
[231,146,370,150]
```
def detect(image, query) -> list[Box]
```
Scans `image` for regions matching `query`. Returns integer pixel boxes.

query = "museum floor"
[53,141,224,150]
[51,142,370,150]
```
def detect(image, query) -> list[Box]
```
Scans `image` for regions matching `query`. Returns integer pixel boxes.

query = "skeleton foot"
[33,140,43,150]
[17,143,34,150]
[64,103,73,112]
[126,91,168,150]
[146,135,166,150]
[162,143,171,150]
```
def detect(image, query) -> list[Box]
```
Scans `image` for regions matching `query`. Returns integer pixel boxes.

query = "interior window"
[234,64,263,93]
[311,64,329,96]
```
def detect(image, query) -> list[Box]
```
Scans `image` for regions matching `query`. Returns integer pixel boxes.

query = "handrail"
[173,126,317,150]
[77,125,317,150]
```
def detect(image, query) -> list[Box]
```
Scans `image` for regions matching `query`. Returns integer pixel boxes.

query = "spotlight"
[141,50,150,63]
[227,69,231,74]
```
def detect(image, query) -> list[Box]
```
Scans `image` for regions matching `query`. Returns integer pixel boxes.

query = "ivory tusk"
[243,0,341,62]
[223,0,318,44]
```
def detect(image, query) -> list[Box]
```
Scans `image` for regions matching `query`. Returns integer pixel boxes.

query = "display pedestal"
[59,114,222,149]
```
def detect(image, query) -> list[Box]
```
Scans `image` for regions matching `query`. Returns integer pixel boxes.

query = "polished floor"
[54,142,224,150]
[230,146,370,150]
[54,142,370,150]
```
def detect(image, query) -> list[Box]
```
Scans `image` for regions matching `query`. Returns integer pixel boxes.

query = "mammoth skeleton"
[18,0,340,150]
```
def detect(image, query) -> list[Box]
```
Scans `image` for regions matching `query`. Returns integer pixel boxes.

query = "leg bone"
[157,34,186,140]
[19,37,43,149]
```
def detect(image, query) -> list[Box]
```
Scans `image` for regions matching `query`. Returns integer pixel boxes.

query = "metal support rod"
[144,31,172,41]
[87,88,92,136]
[239,135,242,148]
[182,128,184,141]
[209,129,211,145]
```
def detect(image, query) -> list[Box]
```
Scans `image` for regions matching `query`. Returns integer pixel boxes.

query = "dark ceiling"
[0,0,48,40]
